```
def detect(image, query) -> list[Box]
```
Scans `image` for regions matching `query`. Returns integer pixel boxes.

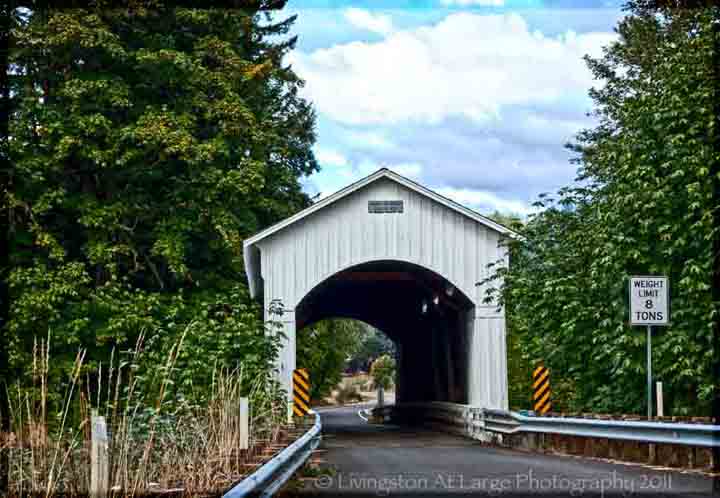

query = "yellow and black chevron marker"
[292,368,311,417]
[532,365,551,415]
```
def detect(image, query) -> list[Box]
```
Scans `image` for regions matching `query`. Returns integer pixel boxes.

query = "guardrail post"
[90,410,109,498]
[649,443,657,464]
[222,410,322,497]
[240,397,249,450]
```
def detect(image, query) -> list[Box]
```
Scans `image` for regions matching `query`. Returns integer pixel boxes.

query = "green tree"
[486,211,533,411]
[370,354,395,390]
[347,324,395,372]
[4,2,317,408]
[296,319,363,401]
[487,210,524,231]
[486,3,718,415]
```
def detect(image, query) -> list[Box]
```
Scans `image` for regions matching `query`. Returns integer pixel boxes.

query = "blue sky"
[280,0,626,215]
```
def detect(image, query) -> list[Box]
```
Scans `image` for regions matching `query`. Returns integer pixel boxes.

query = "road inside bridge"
[285,404,715,497]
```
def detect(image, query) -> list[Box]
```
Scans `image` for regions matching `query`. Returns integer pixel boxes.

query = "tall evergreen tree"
[4,2,317,403]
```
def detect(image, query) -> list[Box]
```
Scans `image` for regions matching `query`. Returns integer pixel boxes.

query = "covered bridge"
[243,168,512,409]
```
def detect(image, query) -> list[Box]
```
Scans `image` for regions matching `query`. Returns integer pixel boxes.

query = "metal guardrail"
[375,403,720,448]
[482,408,720,448]
[223,410,322,498]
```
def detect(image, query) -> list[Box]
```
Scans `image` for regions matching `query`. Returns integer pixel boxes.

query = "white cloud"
[296,10,620,216]
[307,159,534,214]
[353,160,423,180]
[288,12,616,126]
[315,147,348,166]
[435,187,534,216]
[344,129,395,150]
[343,8,394,36]
[389,162,422,178]
[309,159,423,199]
[440,0,504,5]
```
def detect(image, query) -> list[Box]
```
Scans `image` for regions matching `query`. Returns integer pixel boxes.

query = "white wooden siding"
[259,178,505,310]
[247,171,510,409]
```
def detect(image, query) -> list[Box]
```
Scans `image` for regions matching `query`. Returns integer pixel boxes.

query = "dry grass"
[339,373,371,391]
[325,373,395,406]
[1,328,295,497]
[332,383,364,405]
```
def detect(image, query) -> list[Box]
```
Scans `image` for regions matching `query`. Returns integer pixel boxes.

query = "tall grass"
[1,326,291,497]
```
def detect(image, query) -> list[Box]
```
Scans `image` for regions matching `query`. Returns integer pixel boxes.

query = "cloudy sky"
[282,0,625,216]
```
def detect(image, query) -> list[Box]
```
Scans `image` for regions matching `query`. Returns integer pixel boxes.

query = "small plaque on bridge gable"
[629,276,669,326]
[368,200,403,214]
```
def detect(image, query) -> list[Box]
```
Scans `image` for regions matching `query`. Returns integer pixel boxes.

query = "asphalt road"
[287,404,717,497]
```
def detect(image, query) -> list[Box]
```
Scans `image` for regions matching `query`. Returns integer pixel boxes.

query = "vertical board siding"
[258,177,509,409]
[260,178,503,309]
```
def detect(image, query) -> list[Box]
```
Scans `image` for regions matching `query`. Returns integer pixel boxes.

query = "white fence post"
[240,397,249,450]
[90,410,109,498]
[656,381,664,417]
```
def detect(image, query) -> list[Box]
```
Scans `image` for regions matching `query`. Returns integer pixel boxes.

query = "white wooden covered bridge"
[243,168,512,409]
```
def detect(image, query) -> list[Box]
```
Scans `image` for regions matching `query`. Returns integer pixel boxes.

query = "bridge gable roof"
[244,168,513,248]
[243,168,516,298]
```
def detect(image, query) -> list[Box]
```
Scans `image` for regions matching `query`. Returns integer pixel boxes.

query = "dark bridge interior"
[296,260,474,404]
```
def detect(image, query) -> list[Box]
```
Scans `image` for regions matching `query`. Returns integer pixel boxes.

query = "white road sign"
[629,276,669,326]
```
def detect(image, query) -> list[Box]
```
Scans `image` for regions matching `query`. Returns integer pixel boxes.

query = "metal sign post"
[646,324,652,418]
[629,276,669,418]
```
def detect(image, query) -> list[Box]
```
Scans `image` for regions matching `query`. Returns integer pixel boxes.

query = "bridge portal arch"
[244,169,513,409]
[297,259,475,404]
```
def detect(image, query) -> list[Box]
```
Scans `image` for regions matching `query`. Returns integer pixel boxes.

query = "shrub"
[370,355,395,390]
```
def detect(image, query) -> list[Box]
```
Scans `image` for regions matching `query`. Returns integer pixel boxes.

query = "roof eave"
[242,168,521,297]
[243,169,518,251]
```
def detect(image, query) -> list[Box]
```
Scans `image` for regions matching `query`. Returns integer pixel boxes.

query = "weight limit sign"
[629,276,669,326]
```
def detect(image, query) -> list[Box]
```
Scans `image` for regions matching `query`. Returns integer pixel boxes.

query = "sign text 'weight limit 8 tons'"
[629,276,668,326]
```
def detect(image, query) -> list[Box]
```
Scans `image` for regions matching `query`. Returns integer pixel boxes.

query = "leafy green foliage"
[347,324,395,372]
[486,210,524,232]
[296,319,363,401]
[5,3,316,410]
[485,5,718,415]
[486,213,533,410]
[370,354,395,391]
[133,285,284,403]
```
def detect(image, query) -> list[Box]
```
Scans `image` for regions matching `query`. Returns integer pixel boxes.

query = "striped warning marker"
[532,365,551,415]
[292,368,311,417]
